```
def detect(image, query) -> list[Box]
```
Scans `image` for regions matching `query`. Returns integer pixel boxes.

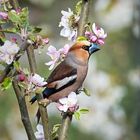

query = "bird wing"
[46,60,77,90]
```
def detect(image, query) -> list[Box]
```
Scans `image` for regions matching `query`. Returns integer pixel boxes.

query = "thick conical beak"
[89,43,100,54]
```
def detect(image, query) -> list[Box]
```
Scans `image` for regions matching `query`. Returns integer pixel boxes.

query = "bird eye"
[82,46,89,51]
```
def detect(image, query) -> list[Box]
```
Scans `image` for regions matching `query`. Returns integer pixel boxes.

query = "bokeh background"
[0,0,140,140]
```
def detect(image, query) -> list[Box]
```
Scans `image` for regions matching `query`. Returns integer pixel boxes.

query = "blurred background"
[0,0,140,140]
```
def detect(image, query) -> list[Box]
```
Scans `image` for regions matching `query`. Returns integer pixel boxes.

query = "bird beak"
[89,43,100,54]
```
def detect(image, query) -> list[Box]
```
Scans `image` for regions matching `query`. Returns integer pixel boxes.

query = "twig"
[59,1,91,140]
[12,79,36,140]
[78,0,91,36]
[26,42,51,140]
[1,1,36,140]
[59,113,72,140]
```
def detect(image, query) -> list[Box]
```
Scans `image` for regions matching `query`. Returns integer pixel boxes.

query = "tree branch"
[59,113,72,140]
[12,79,36,140]
[78,0,91,36]
[59,1,91,140]
[26,43,50,140]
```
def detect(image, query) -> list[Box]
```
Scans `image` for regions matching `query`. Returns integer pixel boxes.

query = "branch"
[26,43,51,140]
[59,1,91,140]
[78,0,91,36]
[59,113,72,140]
[12,79,36,140]
[0,41,29,83]
[0,1,36,139]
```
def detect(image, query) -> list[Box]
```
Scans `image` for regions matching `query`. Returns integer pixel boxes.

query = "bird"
[30,40,100,104]
[30,40,100,122]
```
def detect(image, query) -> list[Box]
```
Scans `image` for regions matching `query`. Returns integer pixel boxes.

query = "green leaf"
[8,10,21,23]
[51,124,61,139]
[83,88,91,96]
[1,77,12,90]
[32,26,42,33]
[77,36,87,41]
[79,108,89,114]
[75,0,82,15]
[0,20,6,24]
[74,111,81,120]
[13,61,20,70]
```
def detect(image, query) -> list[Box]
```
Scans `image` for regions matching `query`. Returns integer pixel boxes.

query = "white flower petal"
[68,92,78,105]
[59,98,68,105]
[60,28,71,37]
[36,124,44,133]
[58,105,69,112]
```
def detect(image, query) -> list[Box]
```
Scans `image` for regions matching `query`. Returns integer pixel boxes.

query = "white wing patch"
[56,74,77,89]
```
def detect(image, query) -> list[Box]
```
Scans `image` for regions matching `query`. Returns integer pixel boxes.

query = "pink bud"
[18,73,26,81]
[97,39,104,45]
[85,31,91,36]
[90,35,97,42]
[15,8,22,14]
[0,12,8,20]
[42,38,49,44]
[11,37,17,43]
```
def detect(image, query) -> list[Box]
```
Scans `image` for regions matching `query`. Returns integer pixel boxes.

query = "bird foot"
[38,98,52,107]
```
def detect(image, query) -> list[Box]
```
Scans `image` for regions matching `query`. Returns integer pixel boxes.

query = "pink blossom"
[45,44,70,70]
[45,45,60,70]
[28,73,47,87]
[0,11,8,19]
[59,44,70,56]
[85,23,107,45]
[42,38,49,44]
[59,8,80,41]
[57,92,78,113]
[92,23,107,39]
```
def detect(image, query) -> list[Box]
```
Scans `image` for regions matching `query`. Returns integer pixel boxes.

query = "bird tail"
[30,96,37,104]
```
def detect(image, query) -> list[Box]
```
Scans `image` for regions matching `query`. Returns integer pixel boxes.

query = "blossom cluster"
[59,8,80,41]
[85,23,107,45]
[45,44,70,70]
[57,92,78,112]
[27,73,47,93]
[0,40,19,64]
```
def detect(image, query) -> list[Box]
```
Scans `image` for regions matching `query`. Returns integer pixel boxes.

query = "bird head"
[69,40,100,63]
[69,40,100,55]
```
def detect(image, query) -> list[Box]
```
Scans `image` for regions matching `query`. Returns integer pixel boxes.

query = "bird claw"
[38,98,52,107]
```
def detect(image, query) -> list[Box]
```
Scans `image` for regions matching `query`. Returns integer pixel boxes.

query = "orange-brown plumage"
[30,40,99,102]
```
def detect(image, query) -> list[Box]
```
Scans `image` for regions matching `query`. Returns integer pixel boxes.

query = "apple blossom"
[92,23,107,39]
[28,73,47,87]
[85,23,107,45]
[0,40,19,64]
[45,45,60,70]
[0,11,8,19]
[59,44,70,59]
[45,44,70,70]
[59,8,80,41]
[34,124,45,140]
[57,92,78,113]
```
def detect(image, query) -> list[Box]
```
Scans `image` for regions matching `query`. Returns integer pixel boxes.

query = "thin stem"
[26,46,37,74]
[78,0,91,36]
[12,79,36,140]
[1,1,36,140]
[26,44,51,140]
[59,113,72,140]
